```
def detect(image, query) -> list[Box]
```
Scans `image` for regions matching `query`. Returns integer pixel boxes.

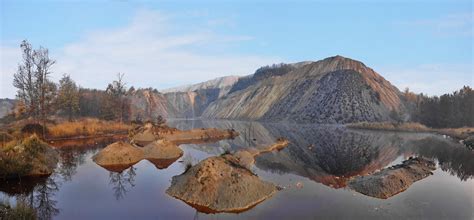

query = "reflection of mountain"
[168,120,474,187]
[255,125,403,188]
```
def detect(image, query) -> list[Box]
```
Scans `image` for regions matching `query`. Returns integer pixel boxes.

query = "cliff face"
[202,56,404,123]
[160,76,239,98]
[0,99,16,119]
[128,88,221,119]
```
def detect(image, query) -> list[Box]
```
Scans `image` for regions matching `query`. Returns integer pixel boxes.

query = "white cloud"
[378,63,474,96]
[0,9,280,98]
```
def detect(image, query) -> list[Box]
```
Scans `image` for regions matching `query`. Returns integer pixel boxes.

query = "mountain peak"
[323,55,367,67]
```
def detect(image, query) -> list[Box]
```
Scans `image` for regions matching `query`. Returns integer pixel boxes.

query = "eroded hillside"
[203,56,405,123]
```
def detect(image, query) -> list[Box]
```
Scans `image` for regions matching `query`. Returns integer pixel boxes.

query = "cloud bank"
[1,9,280,98]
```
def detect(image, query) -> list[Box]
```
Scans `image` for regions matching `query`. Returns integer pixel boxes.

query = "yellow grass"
[48,118,131,139]
[347,122,474,141]
[347,122,430,132]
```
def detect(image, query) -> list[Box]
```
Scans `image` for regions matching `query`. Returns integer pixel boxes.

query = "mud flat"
[93,123,239,172]
[161,128,238,145]
[131,123,238,146]
[348,157,436,199]
[166,139,289,213]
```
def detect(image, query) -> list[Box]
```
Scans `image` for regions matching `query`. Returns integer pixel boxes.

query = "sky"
[1,0,473,98]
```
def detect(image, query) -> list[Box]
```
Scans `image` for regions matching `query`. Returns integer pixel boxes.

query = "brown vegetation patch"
[347,122,430,132]
[47,118,131,139]
[0,135,59,179]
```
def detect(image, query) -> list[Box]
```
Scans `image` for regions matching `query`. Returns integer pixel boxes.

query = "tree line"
[403,86,474,128]
[12,40,131,123]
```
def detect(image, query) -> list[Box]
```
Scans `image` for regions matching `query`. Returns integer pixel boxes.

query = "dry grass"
[0,135,52,179]
[347,122,431,132]
[347,122,474,141]
[47,118,131,139]
[436,127,474,140]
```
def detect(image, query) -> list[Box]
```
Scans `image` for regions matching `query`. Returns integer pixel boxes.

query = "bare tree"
[13,40,57,138]
[33,45,56,125]
[13,40,37,119]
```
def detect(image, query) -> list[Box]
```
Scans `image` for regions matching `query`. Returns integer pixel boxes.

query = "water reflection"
[109,166,137,200]
[168,120,474,185]
[0,120,472,219]
[407,137,474,181]
[0,139,116,220]
[0,175,60,220]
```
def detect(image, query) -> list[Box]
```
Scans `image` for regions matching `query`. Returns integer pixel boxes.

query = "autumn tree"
[13,40,56,127]
[57,74,80,121]
[102,73,130,122]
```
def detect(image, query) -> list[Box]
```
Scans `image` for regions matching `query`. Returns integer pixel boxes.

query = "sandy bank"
[166,139,289,213]
[348,157,436,199]
[93,123,239,172]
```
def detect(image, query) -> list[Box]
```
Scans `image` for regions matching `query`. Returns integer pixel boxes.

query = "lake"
[1,119,473,219]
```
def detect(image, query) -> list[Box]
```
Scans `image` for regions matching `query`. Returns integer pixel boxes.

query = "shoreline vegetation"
[0,135,59,179]
[346,122,474,147]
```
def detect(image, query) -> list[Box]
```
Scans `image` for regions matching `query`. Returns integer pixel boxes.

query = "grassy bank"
[346,122,431,132]
[347,122,473,142]
[47,118,131,139]
[0,135,58,179]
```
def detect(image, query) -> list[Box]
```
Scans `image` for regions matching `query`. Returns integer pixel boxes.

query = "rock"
[166,139,289,213]
[92,141,143,172]
[166,156,277,213]
[348,157,436,199]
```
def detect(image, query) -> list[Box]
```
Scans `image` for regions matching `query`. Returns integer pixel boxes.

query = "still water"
[1,120,473,219]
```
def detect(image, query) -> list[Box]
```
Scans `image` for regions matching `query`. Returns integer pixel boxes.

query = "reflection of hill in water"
[168,120,474,186]
[256,125,405,188]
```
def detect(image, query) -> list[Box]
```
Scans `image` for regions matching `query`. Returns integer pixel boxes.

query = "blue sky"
[1,0,472,98]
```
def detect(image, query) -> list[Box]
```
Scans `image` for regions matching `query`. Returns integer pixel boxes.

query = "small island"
[93,121,239,172]
[166,139,289,213]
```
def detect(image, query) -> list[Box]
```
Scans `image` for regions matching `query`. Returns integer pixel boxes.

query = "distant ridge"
[161,76,239,94]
